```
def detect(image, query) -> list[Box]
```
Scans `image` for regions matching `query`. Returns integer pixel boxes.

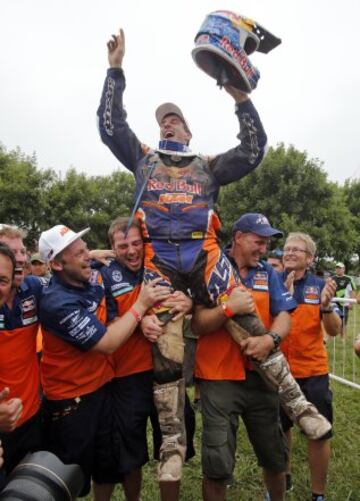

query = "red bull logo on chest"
[147,179,202,195]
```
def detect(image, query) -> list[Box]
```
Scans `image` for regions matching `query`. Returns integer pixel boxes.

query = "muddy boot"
[154,378,187,482]
[225,318,332,440]
[258,352,332,440]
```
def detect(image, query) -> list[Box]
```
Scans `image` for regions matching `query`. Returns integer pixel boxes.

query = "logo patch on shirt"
[112,269,123,283]
[304,285,320,304]
[252,272,269,291]
[86,300,98,313]
[159,193,194,204]
[21,295,38,325]
[111,283,134,297]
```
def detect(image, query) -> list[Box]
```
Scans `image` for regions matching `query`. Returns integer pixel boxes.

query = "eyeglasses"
[283,247,309,254]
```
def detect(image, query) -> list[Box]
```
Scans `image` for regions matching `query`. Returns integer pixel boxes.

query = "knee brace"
[153,378,187,482]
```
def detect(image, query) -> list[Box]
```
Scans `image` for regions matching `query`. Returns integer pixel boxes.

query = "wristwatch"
[266,332,282,350]
[320,305,334,314]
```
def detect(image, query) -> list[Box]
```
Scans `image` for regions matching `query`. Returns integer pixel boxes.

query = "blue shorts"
[112,370,195,475]
[42,382,120,497]
[280,374,333,440]
[112,371,157,474]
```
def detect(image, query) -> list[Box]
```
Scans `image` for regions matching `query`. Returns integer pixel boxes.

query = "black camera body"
[0,451,84,501]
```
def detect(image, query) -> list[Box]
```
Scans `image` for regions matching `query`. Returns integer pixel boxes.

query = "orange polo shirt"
[101,261,153,377]
[280,271,329,378]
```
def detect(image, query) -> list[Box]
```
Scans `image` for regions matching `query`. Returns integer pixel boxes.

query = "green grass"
[327,305,360,386]
[86,308,360,500]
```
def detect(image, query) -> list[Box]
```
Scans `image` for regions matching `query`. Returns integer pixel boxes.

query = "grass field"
[86,308,360,500]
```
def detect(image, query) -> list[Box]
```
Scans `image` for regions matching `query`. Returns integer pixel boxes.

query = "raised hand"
[107,28,125,68]
[321,278,337,308]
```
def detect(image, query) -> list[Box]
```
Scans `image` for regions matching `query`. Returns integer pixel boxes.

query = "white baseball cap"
[335,262,345,268]
[39,225,90,262]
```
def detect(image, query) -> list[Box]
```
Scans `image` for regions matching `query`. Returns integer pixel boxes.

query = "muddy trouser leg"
[152,314,186,482]
[225,314,332,440]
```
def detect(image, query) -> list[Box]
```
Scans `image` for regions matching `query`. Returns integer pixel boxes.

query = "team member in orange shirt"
[280,232,341,501]
[0,226,43,477]
[39,224,170,500]
[101,216,194,501]
[0,242,17,488]
[0,244,23,444]
[192,214,297,501]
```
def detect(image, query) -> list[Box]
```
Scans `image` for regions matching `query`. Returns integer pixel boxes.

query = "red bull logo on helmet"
[192,10,281,93]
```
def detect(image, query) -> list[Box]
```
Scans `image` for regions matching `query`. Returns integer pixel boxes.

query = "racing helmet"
[192,10,281,93]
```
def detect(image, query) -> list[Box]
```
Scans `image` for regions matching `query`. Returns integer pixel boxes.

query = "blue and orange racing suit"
[97,67,267,307]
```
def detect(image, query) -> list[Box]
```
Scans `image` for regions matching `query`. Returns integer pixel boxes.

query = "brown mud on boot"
[154,378,187,482]
[259,353,332,440]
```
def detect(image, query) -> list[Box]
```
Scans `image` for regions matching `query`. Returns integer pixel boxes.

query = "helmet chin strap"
[157,140,194,157]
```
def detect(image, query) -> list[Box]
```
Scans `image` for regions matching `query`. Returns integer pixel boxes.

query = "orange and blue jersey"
[98,69,267,243]
[279,271,333,378]
[0,276,44,427]
[101,260,153,377]
[97,68,267,305]
[39,272,114,400]
[196,260,296,380]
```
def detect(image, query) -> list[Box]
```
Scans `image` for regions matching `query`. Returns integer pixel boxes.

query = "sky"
[1,0,359,184]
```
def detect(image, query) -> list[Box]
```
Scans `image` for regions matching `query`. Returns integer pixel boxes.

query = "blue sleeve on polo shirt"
[100,265,118,322]
[40,281,107,351]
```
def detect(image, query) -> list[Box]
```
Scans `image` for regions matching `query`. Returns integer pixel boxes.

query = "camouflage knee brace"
[154,377,187,482]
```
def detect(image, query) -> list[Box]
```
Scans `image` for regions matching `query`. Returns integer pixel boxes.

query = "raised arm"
[97,28,146,171]
[209,84,267,185]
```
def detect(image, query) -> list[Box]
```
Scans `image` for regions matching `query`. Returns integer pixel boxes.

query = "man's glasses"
[283,247,309,254]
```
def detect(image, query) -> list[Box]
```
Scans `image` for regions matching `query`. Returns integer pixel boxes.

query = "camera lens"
[0,451,84,501]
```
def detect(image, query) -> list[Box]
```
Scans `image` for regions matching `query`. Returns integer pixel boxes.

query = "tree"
[343,178,360,266]
[0,144,55,247]
[218,144,357,260]
[0,144,136,249]
[41,168,135,249]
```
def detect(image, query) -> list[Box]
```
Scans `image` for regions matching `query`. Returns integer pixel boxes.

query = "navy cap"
[232,213,283,238]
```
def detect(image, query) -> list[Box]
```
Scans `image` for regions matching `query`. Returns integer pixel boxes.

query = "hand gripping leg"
[225,317,332,440]
[152,316,184,383]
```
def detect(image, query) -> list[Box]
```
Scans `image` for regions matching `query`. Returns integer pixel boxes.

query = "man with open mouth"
[0,225,43,479]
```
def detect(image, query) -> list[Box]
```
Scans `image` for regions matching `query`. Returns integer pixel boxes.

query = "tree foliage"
[343,178,360,263]
[218,144,357,261]
[0,145,135,250]
[0,145,55,244]
[0,143,358,262]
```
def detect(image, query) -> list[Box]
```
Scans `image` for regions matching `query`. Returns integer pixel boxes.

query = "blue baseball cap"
[232,213,283,238]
